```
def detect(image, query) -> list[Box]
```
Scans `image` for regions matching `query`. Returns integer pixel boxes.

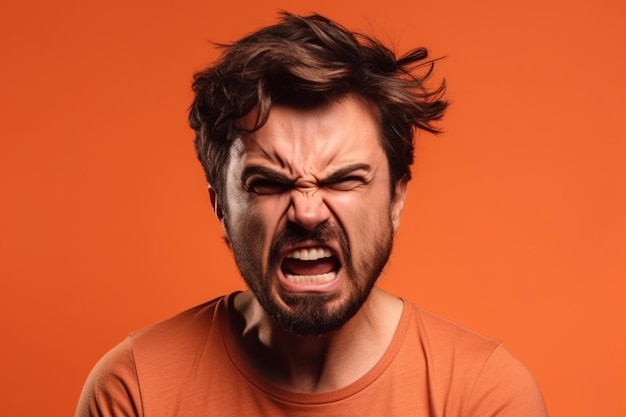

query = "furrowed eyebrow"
[320,163,372,184]
[241,163,372,185]
[241,166,293,184]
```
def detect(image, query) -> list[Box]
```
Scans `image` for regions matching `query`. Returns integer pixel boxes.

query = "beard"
[227,216,394,336]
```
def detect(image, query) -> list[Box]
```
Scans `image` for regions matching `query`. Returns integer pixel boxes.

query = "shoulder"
[127,295,231,388]
[411,304,502,365]
[407,303,548,416]
[75,337,141,417]
[75,295,229,417]
[466,343,548,416]
[129,295,226,351]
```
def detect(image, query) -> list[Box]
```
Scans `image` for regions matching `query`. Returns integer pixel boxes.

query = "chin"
[261,287,369,336]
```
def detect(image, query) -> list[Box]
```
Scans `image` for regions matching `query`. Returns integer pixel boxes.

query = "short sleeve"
[465,344,548,417]
[75,337,143,417]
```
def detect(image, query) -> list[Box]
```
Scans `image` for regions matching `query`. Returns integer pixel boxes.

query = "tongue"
[282,258,337,276]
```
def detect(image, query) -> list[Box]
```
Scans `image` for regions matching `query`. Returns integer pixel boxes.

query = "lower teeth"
[285,272,336,284]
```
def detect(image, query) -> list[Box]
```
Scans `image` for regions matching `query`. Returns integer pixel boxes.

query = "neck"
[230,288,403,393]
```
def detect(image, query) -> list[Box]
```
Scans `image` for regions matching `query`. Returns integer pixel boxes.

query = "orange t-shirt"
[76,294,547,416]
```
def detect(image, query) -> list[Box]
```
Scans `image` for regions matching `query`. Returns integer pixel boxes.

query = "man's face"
[216,96,407,335]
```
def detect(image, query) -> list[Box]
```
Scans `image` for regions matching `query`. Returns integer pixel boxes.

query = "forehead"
[232,96,387,173]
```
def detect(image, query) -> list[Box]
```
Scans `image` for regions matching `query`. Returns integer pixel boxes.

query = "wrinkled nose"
[287,189,331,231]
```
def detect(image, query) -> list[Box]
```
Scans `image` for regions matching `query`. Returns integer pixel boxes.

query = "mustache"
[269,222,350,265]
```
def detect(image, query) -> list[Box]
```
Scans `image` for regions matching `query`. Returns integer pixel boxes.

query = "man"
[76,12,548,416]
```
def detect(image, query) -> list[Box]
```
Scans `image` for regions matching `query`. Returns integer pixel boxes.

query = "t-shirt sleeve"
[465,344,548,417]
[75,337,143,417]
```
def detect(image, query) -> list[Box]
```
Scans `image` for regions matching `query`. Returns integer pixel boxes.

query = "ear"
[209,185,232,248]
[390,178,408,231]
[208,185,225,224]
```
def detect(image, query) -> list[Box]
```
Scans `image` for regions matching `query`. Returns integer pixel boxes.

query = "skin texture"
[211,95,408,391]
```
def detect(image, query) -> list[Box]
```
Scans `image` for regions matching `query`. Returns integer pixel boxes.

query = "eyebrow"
[241,163,372,184]
[319,163,372,185]
[241,166,293,185]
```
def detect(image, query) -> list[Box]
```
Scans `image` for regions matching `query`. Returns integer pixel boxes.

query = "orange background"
[1,1,624,416]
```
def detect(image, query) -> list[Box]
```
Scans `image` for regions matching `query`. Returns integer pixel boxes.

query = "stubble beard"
[228,217,394,336]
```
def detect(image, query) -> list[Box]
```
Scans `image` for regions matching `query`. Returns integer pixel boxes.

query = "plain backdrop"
[1,0,624,416]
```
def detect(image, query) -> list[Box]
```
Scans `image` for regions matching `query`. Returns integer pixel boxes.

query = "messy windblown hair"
[189,12,447,199]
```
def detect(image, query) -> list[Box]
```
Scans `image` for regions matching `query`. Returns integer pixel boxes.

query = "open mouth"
[281,246,340,284]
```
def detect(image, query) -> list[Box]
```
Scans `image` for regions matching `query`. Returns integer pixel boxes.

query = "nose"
[287,188,331,231]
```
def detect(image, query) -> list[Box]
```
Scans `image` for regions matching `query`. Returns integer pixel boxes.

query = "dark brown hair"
[189,12,447,199]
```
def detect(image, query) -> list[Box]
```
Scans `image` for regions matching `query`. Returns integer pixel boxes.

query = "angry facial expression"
[216,96,407,335]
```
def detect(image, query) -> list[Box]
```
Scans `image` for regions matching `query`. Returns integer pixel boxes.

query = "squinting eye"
[247,180,290,195]
[327,177,364,191]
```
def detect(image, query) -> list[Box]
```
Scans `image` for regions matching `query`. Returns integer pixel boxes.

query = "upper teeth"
[287,247,332,261]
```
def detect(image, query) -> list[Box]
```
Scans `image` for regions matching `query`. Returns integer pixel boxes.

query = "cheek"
[227,209,268,277]
[326,190,392,240]
[228,199,285,258]
[232,209,265,245]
